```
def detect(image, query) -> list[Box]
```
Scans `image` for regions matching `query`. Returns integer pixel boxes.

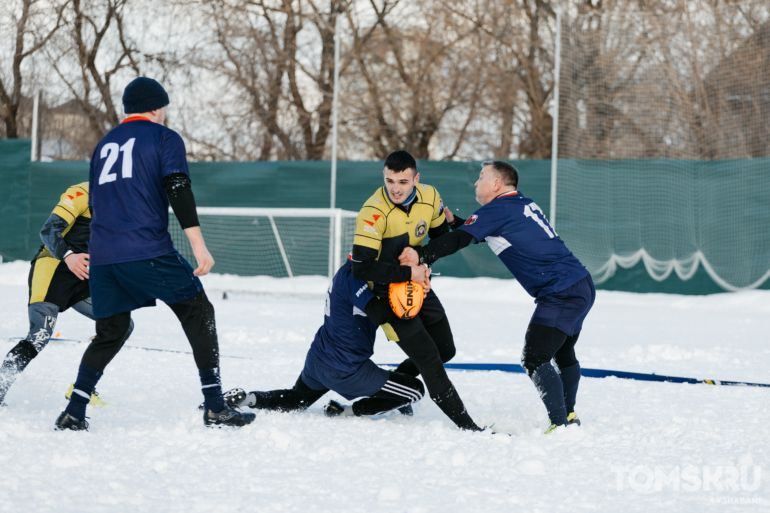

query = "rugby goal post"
[168,207,359,280]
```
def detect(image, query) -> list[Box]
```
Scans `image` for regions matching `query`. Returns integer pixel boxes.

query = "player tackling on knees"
[400,161,594,434]
[351,150,483,432]
[228,256,425,418]
[55,77,255,430]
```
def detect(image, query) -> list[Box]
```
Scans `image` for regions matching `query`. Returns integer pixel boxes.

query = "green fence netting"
[3,139,768,294]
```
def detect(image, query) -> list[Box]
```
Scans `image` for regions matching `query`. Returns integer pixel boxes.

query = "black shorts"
[28,257,90,312]
[381,288,446,342]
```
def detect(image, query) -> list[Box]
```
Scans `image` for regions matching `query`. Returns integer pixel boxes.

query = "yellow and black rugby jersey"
[353,183,446,267]
[35,183,91,260]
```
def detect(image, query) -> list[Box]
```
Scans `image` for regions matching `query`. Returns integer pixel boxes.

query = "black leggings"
[394,315,456,389]
[81,291,219,372]
[521,323,580,375]
[250,371,424,416]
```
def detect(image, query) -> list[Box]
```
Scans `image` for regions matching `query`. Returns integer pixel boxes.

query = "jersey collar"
[384,186,417,208]
[121,115,151,124]
[494,190,519,201]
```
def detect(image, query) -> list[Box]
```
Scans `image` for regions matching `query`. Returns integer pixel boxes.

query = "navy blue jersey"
[310,260,378,373]
[88,117,189,265]
[458,191,589,297]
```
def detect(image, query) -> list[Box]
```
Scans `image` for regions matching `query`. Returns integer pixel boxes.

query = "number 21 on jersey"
[98,138,136,185]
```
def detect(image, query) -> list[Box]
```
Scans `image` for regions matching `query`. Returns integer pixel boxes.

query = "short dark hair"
[384,150,417,174]
[482,160,518,188]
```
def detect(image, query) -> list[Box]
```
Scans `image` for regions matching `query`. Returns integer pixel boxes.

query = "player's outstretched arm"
[351,245,431,289]
[399,230,476,268]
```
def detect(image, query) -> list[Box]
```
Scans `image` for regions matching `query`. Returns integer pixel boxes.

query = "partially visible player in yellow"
[0,183,133,406]
[351,150,483,432]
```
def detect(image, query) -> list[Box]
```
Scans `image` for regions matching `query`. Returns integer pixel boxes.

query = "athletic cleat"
[324,400,345,417]
[567,411,581,426]
[224,388,247,409]
[198,388,248,411]
[544,423,560,434]
[203,405,256,428]
[54,411,89,431]
[397,404,413,416]
[66,384,106,408]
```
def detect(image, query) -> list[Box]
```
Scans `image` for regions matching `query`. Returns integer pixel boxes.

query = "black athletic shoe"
[203,405,256,428]
[323,400,345,417]
[54,412,89,431]
[397,404,413,416]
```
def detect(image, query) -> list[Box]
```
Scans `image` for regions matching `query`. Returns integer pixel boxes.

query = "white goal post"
[168,207,359,279]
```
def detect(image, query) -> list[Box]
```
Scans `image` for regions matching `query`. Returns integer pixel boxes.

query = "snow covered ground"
[1,260,769,512]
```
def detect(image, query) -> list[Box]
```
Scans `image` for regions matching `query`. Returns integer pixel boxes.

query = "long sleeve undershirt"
[163,173,200,229]
[39,214,74,261]
[415,229,477,267]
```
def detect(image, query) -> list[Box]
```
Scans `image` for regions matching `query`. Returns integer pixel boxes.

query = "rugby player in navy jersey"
[400,161,595,434]
[227,257,425,418]
[55,77,255,430]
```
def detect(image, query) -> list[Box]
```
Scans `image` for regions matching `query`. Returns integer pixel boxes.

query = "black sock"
[530,362,568,426]
[64,365,102,420]
[432,385,481,432]
[0,341,38,402]
[558,363,581,414]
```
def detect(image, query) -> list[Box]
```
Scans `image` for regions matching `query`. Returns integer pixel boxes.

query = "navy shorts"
[90,251,202,319]
[530,275,595,337]
[300,349,389,401]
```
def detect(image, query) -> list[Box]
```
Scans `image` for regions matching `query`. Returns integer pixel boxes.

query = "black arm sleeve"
[447,215,466,231]
[364,296,398,326]
[427,219,450,240]
[40,213,74,260]
[415,230,477,266]
[351,245,412,284]
[163,173,200,229]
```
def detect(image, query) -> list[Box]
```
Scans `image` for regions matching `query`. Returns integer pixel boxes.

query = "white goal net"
[169,208,359,279]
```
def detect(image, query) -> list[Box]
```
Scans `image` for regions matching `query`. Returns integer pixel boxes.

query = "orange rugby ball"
[388,281,424,319]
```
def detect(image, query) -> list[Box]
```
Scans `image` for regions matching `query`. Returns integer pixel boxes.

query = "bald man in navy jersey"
[400,160,594,434]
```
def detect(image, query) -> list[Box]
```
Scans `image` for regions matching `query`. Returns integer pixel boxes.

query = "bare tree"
[45,0,140,144]
[182,0,345,160]
[442,0,558,159]
[0,0,68,138]
[342,0,486,159]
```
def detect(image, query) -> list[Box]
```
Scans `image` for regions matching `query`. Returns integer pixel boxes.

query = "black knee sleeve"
[424,316,456,363]
[396,328,452,398]
[554,333,580,369]
[81,312,132,372]
[4,340,39,371]
[169,291,220,370]
[394,316,455,381]
[521,323,569,376]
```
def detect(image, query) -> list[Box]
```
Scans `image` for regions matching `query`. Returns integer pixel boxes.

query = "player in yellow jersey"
[351,151,482,432]
[0,183,133,405]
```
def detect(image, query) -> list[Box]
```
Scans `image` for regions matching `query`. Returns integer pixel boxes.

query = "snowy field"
[1,259,769,512]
